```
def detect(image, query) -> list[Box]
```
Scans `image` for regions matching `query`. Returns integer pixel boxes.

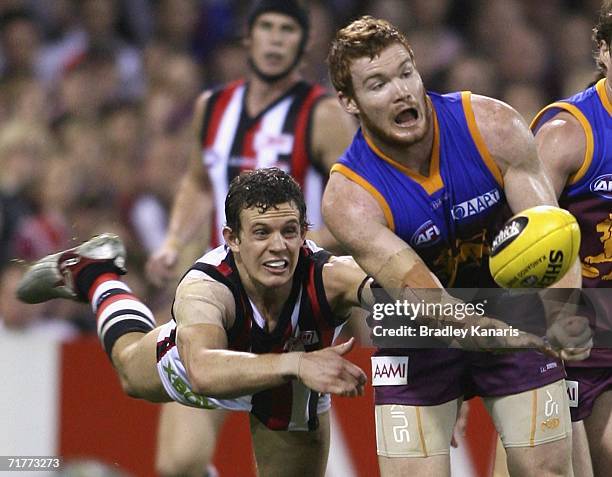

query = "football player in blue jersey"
[532,3,612,475]
[323,15,591,477]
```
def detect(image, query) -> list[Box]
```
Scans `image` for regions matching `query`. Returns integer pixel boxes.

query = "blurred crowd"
[0,0,604,334]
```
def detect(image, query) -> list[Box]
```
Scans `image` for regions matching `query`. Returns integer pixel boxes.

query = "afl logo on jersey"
[411,220,441,247]
[590,174,612,200]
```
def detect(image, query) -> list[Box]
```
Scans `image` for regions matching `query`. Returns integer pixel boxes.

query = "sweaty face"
[227,202,305,291]
[248,12,303,79]
[345,43,429,148]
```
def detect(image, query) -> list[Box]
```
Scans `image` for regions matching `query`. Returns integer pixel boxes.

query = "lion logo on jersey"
[433,231,490,286]
[583,213,612,280]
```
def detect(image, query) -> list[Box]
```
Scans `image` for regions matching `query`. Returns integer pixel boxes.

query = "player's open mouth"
[264,52,284,64]
[263,259,289,272]
[394,107,419,126]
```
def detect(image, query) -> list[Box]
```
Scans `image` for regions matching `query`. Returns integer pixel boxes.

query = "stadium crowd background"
[0,0,603,336]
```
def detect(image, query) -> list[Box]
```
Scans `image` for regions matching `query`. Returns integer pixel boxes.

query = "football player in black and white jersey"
[145,3,355,473]
[17,168,368,477]
[146,0,354,287]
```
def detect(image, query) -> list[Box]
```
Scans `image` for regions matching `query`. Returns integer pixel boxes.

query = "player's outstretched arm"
[470,94,559,210]
[174,277,366,399]
[471,95,584,291]
[146,92,214,287]
[322,172,546,351]
[473,95,591,359]
[472,98,586,281]
[534,110,593,361]
[532,110,585,298]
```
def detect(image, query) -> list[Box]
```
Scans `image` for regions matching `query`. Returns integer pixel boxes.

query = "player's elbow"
[189,373,213,396]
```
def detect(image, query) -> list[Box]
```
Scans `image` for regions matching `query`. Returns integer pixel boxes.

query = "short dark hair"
[594,1,612,73]
[247,0,309,67]
[225,168,308,235]
[247,0,309,38]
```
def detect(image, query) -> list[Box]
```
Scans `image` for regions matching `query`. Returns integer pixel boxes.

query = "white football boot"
[16,234,126,304]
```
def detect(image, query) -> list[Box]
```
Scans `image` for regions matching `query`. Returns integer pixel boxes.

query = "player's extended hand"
[297,338,367,397]
[146,241,179,287]
[544,315,592,361]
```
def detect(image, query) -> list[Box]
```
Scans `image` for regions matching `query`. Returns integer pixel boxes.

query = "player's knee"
[112,359,137,398]
[507,437,572,476]
[117,373,141,399]
[590,440,612,475]
[545,436,572,475]
[112,346,145,398]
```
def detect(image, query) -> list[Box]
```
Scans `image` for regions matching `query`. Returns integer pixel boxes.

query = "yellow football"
[489,206,581,288]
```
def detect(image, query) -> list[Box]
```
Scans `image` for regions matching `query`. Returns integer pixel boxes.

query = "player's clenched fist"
[296,338,367,397]
[545,315,592,361]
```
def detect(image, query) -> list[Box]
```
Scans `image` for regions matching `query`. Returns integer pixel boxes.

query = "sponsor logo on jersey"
[566,380,579,408]
[371,356,408,386]
[491,216,529,256]
[254,131,294,155]
[590,174,612,200]
[411,220,442,247]
[451,189,501,220]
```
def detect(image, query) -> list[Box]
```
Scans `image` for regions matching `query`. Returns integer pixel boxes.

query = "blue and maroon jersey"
[173,242,346,430]
[201,80,328,247]
[332,91,510,287]
[332,92,565,405]
[532,78,612,366]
